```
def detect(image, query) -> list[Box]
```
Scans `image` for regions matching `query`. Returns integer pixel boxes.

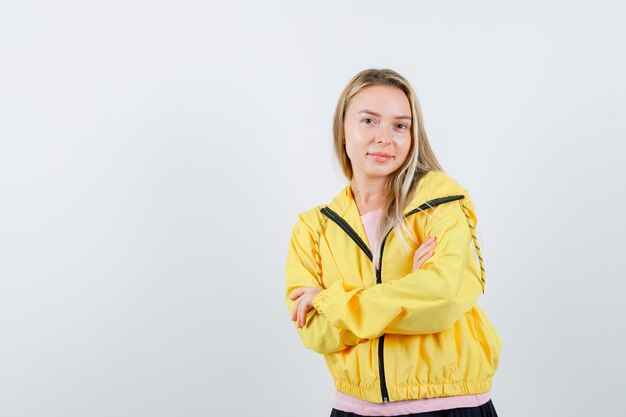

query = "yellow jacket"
[285,170,502,403]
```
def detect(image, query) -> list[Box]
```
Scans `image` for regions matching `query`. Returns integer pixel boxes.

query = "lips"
[368,152,393,162]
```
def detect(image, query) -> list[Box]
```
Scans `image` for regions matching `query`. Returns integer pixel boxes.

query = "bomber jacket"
[285,170,502,404]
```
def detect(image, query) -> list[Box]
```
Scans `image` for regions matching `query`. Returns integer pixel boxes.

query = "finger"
[295,300,303,327]
[417,249,435,262]
[300,303,311,327]
[298,301,308,328]
[414,238,435,256]
[414,249,433,265]
[291,299,301,321]
[413,246,426,260]
[420,238,436,249]
[289,288,305,300]
[415,250,434,269]
[413,245,431,264]
[300,302,309,327]
[302,306,311,328]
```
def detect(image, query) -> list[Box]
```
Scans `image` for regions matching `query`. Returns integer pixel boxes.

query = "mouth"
[367,152,393,162]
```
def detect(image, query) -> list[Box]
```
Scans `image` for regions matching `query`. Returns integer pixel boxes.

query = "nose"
[375,122,393,145]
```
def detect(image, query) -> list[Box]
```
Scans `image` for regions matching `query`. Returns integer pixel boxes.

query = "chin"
[365,169,396,179]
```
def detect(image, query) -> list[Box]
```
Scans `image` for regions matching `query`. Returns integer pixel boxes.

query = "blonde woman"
[286,68,502,417]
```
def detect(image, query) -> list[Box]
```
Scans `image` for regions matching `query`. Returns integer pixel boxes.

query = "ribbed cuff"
[312,289,328,314]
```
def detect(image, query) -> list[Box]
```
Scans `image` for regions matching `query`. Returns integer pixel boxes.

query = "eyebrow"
[358,110,412,121]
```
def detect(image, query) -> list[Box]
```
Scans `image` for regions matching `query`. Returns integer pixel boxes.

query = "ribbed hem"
[334,378,493,404]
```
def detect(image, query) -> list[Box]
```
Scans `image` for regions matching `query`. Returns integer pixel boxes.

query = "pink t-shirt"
[332,208,490,415]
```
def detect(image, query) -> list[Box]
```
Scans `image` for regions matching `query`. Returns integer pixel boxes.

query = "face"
[343,85,413,181]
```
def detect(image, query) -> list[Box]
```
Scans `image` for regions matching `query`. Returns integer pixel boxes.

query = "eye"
[397,123,409,129]
[362,118,376,125]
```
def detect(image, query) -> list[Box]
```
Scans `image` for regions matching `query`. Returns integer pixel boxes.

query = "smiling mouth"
[368,153,393,162]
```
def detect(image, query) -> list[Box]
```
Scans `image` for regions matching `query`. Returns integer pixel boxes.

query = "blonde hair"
[332,68,444,267]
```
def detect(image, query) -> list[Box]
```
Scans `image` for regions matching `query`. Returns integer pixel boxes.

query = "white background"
[1,1,625,416]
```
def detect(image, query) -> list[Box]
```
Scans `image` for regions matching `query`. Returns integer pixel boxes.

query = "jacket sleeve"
[285,213,364,354]
[311,197,483,339]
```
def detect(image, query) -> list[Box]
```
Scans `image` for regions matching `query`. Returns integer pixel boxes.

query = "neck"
[350,175,389,211]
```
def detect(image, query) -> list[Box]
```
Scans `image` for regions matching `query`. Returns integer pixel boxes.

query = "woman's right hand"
[412,236,436,271]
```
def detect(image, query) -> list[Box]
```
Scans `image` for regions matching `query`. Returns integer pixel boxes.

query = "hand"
[413,236,436,271]
[289,286,322,328]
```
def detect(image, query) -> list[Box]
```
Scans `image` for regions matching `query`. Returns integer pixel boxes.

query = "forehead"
[347,85,410,116]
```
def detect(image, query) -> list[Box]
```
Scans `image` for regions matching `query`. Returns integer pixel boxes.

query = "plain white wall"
[1,1,625,416]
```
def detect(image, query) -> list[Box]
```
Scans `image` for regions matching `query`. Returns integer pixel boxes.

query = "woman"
[285,68,502,417]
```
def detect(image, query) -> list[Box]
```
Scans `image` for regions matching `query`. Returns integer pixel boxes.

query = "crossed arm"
[285,199,482,352]
[289,236,436,328]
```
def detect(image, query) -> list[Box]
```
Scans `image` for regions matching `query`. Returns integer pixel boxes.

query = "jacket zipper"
[320,207,373,260]
[320,194,465,403]
[377,232,391,402]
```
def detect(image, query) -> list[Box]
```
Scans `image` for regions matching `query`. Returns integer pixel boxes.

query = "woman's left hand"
[289,286,322,328]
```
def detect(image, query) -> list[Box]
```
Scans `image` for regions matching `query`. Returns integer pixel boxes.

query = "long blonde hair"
[332,68,444,267]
